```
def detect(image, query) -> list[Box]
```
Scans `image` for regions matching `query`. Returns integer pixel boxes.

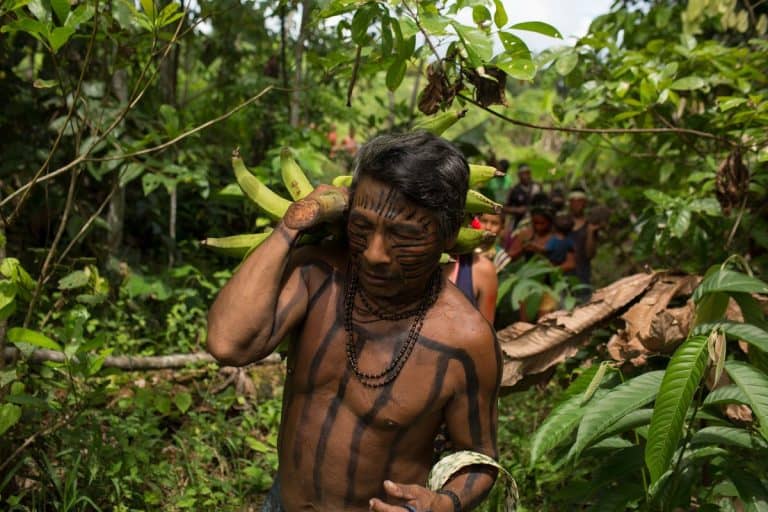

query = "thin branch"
[1,3,189,218]
[23,165,80,327]
[8,2,100,224]
[346,44,362,107]
[88,86,275,161]
[1,86,275,208]
[457,93,732,142]
[0,412,77,475]
[53,180,118,269]
[725,194,750,249]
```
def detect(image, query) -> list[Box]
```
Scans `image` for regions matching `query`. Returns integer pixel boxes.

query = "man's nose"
[363,230,391,266]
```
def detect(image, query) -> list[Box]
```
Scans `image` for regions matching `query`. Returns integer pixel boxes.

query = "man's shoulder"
[291,244,347,276]
[432,285,495,351]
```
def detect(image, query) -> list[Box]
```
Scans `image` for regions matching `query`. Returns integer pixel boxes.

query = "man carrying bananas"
[207,131,501,512]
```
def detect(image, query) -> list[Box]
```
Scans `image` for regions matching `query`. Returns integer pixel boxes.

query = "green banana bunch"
[468,164,505,188]
[201,233,271,258]
[232,149,292,220]
[450,227,497,254]
[280,147,314,200]
[465,189,502,215]
[412,109,468,136]
[334,165,503,190]
[332,175,353,188]
[208,144,504,261]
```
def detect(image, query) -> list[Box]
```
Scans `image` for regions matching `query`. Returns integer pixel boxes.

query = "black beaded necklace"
[344,267,442,388]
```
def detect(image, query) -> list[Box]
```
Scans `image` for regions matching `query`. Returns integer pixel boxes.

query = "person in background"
[342,125,358,156]
[504,163,541,230]
[477,212,511,274]
[327,124,338,157]
[544,212,576,272]
[444,217,499,324]
[483,158,512,205]
[567,186,600,301]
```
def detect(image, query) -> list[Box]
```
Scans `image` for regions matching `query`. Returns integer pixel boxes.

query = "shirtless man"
[207,132,501,512]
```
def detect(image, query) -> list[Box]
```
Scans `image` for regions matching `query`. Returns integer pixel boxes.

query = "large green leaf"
[645,335,709,484]
[693,269,768,303]
[492,0,507,28]
[694,321,768,353]
[452,22,493,64]
[702,385,749,407]
[599,408,654,440]
[7,327,62,351]
[669,76,707,90]
[725,361,768,442]
[730,470,768,512]
[529,365,603,466]
[568,371,664,462]
[493,52,536,80]
[386,58,407,92]
[509,21,562,39]
[690,426,768,450]
[0,403,22,436]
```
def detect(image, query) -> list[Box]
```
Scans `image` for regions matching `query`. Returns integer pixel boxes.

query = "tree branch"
[2,347,281,369]
[456,93,732,142]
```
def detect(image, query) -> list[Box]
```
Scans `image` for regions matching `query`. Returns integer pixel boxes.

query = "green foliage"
[529,263,768,510]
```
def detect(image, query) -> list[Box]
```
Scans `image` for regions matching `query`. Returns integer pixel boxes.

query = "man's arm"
[206,222,308,366]
[207,186,346,366]
[439,322,501,510]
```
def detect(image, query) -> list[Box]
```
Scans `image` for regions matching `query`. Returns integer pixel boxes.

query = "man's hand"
[283,184,348,231]
[368,480,452,512]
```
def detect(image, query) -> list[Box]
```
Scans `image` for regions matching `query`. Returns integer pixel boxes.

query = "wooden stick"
[2,348,281,370]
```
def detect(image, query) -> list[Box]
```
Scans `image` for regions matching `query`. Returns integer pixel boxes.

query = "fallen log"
[2,347,281,370]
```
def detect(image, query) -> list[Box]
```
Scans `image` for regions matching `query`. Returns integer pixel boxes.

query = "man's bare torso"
[276,253,491,511]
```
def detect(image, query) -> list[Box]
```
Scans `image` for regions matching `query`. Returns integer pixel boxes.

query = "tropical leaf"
[599,408,654,440]
[7,327,62,351]
[702,385,749,407]
[730,470,768,512]
[725,361,768,442]
[529,394,591,467]
[529,365,604,466]
[692,269,768,303]
[645,336,709,484]
[690,426,768,450]
[568,371,664,462]
[694,321,768,353]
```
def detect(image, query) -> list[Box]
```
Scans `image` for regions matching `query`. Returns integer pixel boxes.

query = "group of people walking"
[446,160,606,326]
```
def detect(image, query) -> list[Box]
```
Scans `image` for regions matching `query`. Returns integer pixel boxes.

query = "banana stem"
[284,190,348,230]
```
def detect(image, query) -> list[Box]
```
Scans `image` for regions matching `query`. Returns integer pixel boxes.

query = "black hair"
[554,212,574,234]
[498,159,510,172]
[350,131,469,241]
[530,192,554,220]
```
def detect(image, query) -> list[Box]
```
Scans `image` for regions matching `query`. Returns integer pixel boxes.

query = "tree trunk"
[107,69,129,254]
[289,0,313,128]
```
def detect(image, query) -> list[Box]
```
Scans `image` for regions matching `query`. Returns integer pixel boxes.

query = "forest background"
[1,0,767,510]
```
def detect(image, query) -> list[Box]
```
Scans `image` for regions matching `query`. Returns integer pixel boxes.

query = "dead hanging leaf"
[464,66,507,107]
[707,328,726,387]
[418,62,460,115]
[715,148,750,215]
